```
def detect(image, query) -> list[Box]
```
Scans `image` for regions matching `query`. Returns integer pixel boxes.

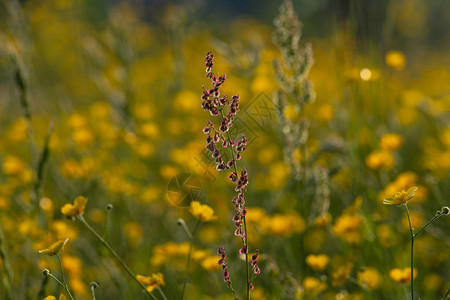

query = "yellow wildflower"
[380,133,404,151]
[2,155,26,175]
[189,201,217,222]
[61,196,87,217]
[332,214,363,244]
[136,273,165,292]
[305,254,329,271]
[383,186,417,205]
[385,50,406,70]
[43,297,56,300]
[331,262,353,286]
[151,242,190,267]
[261,213,305,237]
[365,150,394,170]
[357,267,382,290]
[38,238,69,256]
[389,267,417,284]
[303,276,327,295]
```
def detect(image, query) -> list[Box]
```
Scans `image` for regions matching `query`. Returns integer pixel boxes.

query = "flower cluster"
[217,244,233,289]
[202,52,250,246]
[202,51,258,296]
[251,250,260,276]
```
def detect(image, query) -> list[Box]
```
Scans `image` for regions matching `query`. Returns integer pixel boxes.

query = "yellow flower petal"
[61,196,87,217]
[383,187,418,205]
[189,201,217,222]
[38,238,69,256]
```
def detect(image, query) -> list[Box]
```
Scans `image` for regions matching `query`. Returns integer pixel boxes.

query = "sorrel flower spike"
[202,51,258,300]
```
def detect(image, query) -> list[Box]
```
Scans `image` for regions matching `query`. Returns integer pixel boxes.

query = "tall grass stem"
[78,215,159,300]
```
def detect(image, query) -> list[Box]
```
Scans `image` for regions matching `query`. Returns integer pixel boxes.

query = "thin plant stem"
[444,288,450,299]
[244,216,249,300]
[90,282,99,300]
[181,219,201,300]
[414,214,441,238]
[177,219,193,239]
[57,254,75,300]
[48,273,65,288]
[103,206,113,240]
[156,285,168,300]
[32,122,53,212]
[78,215,159,300]
[91,286,96,300]
[404,205,414,300]
[221,110,251,300]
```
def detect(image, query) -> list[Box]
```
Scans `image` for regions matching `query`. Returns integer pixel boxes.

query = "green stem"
[103,206,113,240]
[57,254,75,300]
[181,219,201,300]
[244,216,250,300]
[90,285,96,300]
[404,205,414,300]
[444,287,450,299]
[157,285,168,300]
[78,215,159,300]
[413,214,441,238]
[48,273,65,288]
[220,108,251,300]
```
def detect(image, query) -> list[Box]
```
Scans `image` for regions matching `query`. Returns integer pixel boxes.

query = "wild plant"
[383,187,449,299]
[56,196,166,300]
[201,51,260,300]
[273,0,315,182]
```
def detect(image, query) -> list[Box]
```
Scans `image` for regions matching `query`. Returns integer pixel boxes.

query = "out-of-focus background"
[0,0,449,299]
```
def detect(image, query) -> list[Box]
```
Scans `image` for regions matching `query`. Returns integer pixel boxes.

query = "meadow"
[0,0,449,299]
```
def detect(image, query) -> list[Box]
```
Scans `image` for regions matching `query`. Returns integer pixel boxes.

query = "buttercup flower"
[383,186,418,205]
[38,238,69,256]
[189,201,217,222]
[136,273,165,292]
[389,267,417,284]
[61,196,87,217]
[305,254,329,271]
[357,267,382,290]
[380,133,404,151]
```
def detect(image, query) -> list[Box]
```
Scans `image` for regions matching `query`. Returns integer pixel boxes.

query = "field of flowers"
[0,0,449,299]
